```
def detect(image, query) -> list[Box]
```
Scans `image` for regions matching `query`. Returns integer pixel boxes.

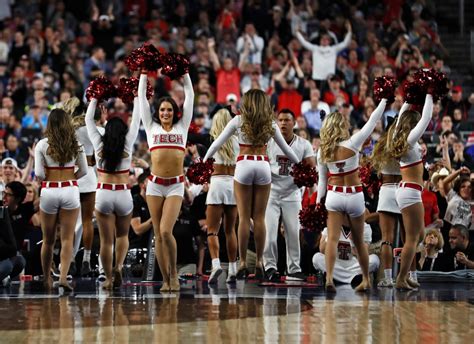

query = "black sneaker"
[81,261,91,276]
[236,267,249,280]
[286,272,306,281]
[265,268,280,282]
[68,261,77,276]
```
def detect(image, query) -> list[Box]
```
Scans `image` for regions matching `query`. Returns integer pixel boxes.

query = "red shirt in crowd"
[323,90,350,106]
[422,189,439,226]
[277,90,303,117]
[216,68,240,104]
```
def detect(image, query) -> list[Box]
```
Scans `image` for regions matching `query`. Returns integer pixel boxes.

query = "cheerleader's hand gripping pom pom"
[124,43,163,71]
[160,53,190,79]
[86,76,117,102]
[373,76,398,104]
[290,161,318,187]
[299,202,327,234]
[117,77,154,104]
[405,68,449,104]
[186,158,215,185]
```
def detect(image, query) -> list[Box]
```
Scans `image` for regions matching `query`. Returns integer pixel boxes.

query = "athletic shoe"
[1,276,11,287]
[286,272,306,282]
[81,261,91,276]
[377,277,394,288]
[97,273,106,283]
[265,268,280,282]
[208,267,223,284]
[226,272,237,284]
[236,267,249,280]
[68,261,77,276]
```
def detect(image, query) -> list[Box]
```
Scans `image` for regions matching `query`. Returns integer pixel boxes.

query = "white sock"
[384,269,392,280]
[229,261,237,275]
[409,270,417,281]
[83,250,91,263]
[212,258,221,270]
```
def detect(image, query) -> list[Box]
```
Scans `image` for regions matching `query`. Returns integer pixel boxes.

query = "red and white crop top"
[34,138,87,181]
[203,115,300,164]
[316,99,387,203]
[85,97,141,174]
[138,73,194,152]
[398,95,433,169]
[76,125,104,157]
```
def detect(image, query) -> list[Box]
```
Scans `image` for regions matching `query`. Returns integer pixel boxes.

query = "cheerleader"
[138,70,194,292]
[203,89,300,280]
[85,96,140,289]
[206,108,239,284]
[35,109,87,291]
[386,94,433,290]
[370,106,408,288]
[66,97,102,276]
[317,99,387,292]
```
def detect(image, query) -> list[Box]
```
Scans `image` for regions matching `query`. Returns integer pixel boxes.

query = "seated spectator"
[302,88,330,133]
[452,108,472,132]
[449,139,474,171]
[3,181,37,256]
[21,105,48,131]
[312,222,379,286]
[0,206,25,286]
[130,172,152,249]
[1,134,28,168]
[445,224,474,270]
[417,229,446,271]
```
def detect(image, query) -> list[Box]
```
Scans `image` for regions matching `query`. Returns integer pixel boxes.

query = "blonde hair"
[424,229,444,251]
[239,89,275,146]
[61,97,85,129]
[319,112,350,162]
[386,110,421,160]
[371,130,397,173]
[210,108,235,165]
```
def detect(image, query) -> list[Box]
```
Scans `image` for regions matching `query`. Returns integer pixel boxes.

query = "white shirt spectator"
[236,23,265,65]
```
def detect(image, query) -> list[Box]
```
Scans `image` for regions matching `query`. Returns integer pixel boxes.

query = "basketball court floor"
[0,276,473,343]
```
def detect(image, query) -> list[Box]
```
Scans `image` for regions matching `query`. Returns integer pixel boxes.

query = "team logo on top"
[277,155,291,176]
[153,134,183,145]
[335,162,346,173]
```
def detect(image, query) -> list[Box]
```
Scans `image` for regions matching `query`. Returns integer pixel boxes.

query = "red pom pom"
[359,162,381,196]
[404,68,449,104]
[186,158,215,184]
[86,76,117,102]
[299,202,327,234]
[290,161,318,187]
[117,77,154,105]
[161,53,190,79]
[125,43,163,71]
[373,76,398,104]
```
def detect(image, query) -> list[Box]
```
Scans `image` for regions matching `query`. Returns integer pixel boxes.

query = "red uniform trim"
[41,180,78,188]
[149,145,186,152]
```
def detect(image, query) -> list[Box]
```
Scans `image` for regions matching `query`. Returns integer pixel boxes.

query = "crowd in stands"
[1,0,473,285]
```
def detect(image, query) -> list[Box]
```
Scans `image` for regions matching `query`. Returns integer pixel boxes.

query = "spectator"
[442,167,472,230]
[295,21,352,81]
[450,139,474,171]
[130,172,153,249]
[442,86,474,121]
[445,224,474,270]
[236,23,264,65]
[83,46,108,88]
[208,38,241,104]
[0,206,26,287]
[417,229,446,271]
[1,135,28,168]
[21,105,48,131]
[3,181,36,257]
[302,89,330,133]
[322,75,350,109]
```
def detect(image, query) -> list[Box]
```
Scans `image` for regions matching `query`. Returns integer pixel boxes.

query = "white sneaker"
[208,267,223,284]
[377,278,394,288]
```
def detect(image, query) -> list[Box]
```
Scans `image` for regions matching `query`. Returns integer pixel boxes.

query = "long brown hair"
[45,109,81,164]
[386,110,421,160]
[239,89,275,146]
